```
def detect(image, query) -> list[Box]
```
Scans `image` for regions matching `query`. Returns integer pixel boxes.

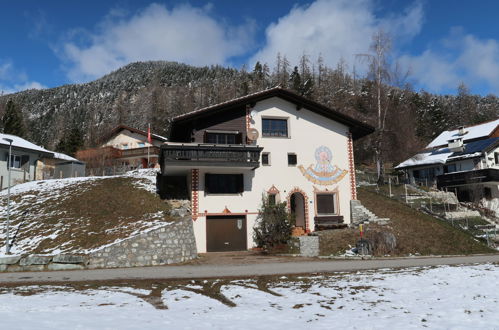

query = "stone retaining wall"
[88,216,197,269]
[0,216,198,272]
[0,255,88,272]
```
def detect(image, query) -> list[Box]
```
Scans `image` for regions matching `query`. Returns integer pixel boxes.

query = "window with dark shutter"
[205,174,244,194]
[316,194,336,215]
[288,153,297,166]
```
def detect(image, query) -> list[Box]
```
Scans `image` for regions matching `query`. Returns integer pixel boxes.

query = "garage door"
[206,216,247,252]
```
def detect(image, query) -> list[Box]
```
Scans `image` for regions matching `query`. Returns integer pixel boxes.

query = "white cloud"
[0,59,46,95]
[59,3,256,82]
[251,0,423,69]
[401,32,499,93]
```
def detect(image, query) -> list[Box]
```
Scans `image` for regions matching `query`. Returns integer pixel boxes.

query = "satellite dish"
[250,110,258,118]
[247,128,259,141]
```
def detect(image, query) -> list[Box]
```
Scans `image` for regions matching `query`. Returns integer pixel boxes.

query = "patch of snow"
[0,170,165,257]
[0,264,498,329]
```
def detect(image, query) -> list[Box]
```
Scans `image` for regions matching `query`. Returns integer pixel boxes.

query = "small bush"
[253,195,294,250]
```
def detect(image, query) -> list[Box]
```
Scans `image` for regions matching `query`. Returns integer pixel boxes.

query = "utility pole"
[3,137,13,254]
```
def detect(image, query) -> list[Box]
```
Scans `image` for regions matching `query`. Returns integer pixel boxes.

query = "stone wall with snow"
[88,216,197,269]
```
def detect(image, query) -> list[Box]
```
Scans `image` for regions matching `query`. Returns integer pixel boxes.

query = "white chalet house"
[157,88,374,253]
[396,119,499,201]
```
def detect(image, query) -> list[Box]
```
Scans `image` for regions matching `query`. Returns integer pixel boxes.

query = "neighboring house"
[0,133,54,189]
[36,152,86,180]
[76,125,167,172]
[396,119,499,201]
[1,133,86,189]
[157,87,374,253]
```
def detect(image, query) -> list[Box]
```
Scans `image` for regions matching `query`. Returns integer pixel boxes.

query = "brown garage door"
[206,216,247,252]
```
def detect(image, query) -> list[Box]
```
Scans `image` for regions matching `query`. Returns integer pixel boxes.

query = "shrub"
[253,195,294,250]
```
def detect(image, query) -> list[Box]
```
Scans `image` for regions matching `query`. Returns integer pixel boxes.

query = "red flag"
[147,124,152,143]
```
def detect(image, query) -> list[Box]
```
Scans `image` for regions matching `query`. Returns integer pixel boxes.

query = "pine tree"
[2,100,26,138]
[290,66,301,93]
[56,125,84,157]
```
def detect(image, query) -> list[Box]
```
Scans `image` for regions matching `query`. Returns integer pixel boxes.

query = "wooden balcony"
[160,144,263,169]
[437,168,499,188]
[120,146,160,158]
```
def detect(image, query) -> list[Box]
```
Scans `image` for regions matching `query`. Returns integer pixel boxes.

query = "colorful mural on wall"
[298,145,348,185]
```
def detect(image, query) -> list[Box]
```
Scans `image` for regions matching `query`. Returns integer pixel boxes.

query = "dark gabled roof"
[172,87,374,140]
[449,137,499,159]
[104,125,168,143]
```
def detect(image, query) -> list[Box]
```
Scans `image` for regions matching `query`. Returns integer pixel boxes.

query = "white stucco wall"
[189,97,354,253]
[0,147,40,190]
[102,130,163,149]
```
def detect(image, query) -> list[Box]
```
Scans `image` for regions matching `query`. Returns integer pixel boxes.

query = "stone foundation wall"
[0,255,88,272]
[0,216,198,272]
[88,216,197,269]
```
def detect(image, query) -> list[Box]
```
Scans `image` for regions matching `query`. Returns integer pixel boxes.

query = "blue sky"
[2,0,499,95]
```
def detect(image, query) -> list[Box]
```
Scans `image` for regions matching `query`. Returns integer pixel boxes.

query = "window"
[205,174,244,194]
[138,142,145,147]
[316,193,336,215]
[495,152,499,165]
[122,143,129,149]
[288,153,297,166]
[6,154,28,169]
[444,164,457,174]
[262,118,288,137]
[205,132,239,144]
[268,193,276,206]
[262,153,270,166]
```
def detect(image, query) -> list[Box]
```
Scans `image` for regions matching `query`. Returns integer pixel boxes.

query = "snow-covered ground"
[0,169,165,257]
[1,264,498,329]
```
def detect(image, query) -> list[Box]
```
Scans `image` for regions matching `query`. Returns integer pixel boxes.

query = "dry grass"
[1,177,174,254]
[357,188,493,256]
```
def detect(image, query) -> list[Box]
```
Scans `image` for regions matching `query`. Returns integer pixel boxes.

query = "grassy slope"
[0,175,173,255]
[356,188,493,256]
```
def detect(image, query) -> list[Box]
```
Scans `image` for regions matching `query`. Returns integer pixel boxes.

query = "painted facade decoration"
[298,145,348,185]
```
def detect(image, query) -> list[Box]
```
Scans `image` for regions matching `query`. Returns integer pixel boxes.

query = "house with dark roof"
[396,119,499,201]
[157,87,374,253]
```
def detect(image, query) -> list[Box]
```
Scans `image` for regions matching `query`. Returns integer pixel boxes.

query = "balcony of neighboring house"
[119,146,160,159]
[437,168,499,189]
[159,143,263,169]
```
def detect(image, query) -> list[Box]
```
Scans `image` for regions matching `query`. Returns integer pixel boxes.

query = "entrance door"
[290,192,305,228]
[206,216,247,252]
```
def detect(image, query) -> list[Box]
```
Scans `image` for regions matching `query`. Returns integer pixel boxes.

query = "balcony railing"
[437,168,499,189]
[120,146,160,158]
[160,144,263,168]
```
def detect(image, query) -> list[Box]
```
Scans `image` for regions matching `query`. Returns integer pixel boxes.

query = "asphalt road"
[0,254,498,284]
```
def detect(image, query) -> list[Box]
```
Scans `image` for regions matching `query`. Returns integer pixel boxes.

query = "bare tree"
[357,29,392,184]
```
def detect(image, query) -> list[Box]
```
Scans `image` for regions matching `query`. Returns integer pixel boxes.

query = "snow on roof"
[395,148,452,169]
[427,119,499,148]
[0,133,53,155]
[53,152,79,162]
[396,137,499,169]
